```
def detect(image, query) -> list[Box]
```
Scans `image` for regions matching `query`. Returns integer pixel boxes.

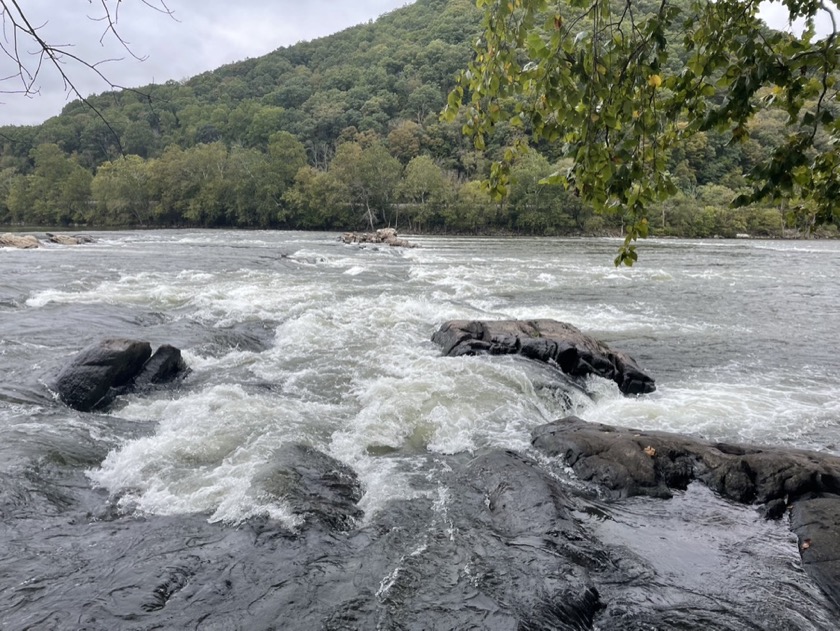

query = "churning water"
[1,231,839,629]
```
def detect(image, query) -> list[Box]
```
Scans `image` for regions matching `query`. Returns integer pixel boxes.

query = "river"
[1,231,838,629]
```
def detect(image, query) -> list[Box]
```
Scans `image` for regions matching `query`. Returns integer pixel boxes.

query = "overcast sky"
[0,0,835,127]
[0,0,412,126]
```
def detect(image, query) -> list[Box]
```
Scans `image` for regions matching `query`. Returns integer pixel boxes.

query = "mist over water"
[1,231,838,628]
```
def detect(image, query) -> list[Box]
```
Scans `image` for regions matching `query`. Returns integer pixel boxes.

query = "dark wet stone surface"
[432,320,656,395]
[51,339,189,412]
[1,435,837,630]
[792,495,840,610]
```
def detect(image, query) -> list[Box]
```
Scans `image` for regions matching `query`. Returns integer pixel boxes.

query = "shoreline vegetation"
[2,223,838,241]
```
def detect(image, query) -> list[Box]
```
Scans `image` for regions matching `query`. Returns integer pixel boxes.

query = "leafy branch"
[446,0,840,265]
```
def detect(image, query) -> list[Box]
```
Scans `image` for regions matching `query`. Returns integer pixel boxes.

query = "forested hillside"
[0,0,835,238]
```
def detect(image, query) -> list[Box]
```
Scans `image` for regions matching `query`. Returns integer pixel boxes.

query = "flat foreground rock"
[532,416,840,610]
[433,319,655,395]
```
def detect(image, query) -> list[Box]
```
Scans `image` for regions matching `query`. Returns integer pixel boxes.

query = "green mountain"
[0,0,478,170]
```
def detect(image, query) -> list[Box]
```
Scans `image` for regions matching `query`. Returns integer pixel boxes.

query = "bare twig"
[0,0,175,148]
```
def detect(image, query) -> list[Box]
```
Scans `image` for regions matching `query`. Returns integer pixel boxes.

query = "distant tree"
[91,155,153,225]
[6,143,92,225]
[388,120,426,163]
[331,141,403,229]
[285,166,350,228]
[400,155,451,229]
[442,179,499,232]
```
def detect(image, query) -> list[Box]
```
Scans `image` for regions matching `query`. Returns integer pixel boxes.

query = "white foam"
[89,384,344,525]
[578,373,840,453]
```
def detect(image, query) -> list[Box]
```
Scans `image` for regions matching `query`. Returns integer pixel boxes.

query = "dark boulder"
[132,344,188,390]
[531,416,840,504]
[53,339,189,411]
[251,443,363,531]
[791,496,840,610]
[433,320,655,395]
[53,339,152,411]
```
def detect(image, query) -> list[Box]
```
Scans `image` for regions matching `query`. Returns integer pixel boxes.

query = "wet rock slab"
[531,416,840,503]
[433,319,656,395]
[2,437,838,630]
[532,416,840,611]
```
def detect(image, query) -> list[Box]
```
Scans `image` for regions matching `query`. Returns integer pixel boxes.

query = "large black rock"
[433,320,655,395]
[52,339,188,411]
[53,339,152,411]
[531,416,840,503]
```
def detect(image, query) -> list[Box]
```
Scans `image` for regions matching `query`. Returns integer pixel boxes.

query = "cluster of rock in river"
[41,319,840,628]
[0,232,94,248]
[340,227,417,248]
[52,339,188,412]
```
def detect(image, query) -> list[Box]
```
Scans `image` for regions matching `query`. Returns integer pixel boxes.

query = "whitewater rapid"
[2,231,838,527]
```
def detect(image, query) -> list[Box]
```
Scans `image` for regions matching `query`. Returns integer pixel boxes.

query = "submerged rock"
[252,443,363,531]
[433,319,656,395]
[202,320,277,355]
[52,339,188,411]
[0,233,40,249]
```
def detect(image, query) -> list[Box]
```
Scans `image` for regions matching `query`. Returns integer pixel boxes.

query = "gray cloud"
[0,0,412,126]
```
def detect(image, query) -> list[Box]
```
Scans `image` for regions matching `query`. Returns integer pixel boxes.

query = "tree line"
[1,129,814,239]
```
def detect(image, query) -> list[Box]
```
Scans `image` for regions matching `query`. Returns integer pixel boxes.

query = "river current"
[1,231,839,629]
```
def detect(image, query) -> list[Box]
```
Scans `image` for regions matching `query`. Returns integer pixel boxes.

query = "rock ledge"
[433,319,656,395]
[531,416,840,609]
